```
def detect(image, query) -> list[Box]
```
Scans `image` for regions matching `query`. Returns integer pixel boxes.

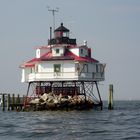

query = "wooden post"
[11,94,15,110]
[7,94,11,111]
[22,95,25,105]
[2,94,5,111]
[16,94,20,104]
[108,84,114,110]
[15,94,20,111]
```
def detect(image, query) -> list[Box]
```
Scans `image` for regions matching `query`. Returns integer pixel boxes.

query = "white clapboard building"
[20,23,105,108]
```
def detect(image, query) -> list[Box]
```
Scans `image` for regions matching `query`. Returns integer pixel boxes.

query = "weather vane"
[47,6,59,31]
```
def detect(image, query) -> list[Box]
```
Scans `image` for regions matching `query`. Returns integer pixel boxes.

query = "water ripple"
[0,101,140,140]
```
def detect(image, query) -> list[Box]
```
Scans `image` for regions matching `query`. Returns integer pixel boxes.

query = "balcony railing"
[27,72,104,82]
[48,37,76,45]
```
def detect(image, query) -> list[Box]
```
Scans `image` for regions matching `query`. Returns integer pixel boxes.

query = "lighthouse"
[20,23,105,110]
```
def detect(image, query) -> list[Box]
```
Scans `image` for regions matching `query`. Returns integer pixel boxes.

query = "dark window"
[84,64,88,72]
[54,64,61,72]
[31,68,34,73]
[30,68,32,73]
[56,49,59,54]
[81,49,83,54]
[96,65,99,73]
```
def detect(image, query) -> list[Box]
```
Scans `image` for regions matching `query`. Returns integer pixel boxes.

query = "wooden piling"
[2,94,5,111]
[7,94,11,111]
[16,94,20,104]
[16,94,22,111]
[108,84,114,110]
[11,94,15,110]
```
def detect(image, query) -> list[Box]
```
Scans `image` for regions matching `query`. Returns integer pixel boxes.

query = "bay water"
[0,101,140,140]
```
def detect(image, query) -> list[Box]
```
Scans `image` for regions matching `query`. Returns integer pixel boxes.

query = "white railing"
[27,72,104,82]
[28,72,78,81]
[93,72,105,80]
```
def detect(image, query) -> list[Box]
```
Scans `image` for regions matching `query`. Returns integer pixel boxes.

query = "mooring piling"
[7,94,11,111]
[16,94,20,104]
[0,93,24,111]
[11,94,15,110]
[2,94,5,111]
[108,84,114,110]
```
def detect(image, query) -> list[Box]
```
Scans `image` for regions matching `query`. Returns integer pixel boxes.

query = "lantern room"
[54,23,70,38]
[48,23,76,45]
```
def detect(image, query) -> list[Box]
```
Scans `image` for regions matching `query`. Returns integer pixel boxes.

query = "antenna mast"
[47,7,59,32]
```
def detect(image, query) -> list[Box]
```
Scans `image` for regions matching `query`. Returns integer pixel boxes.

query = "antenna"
[47,6,59,32]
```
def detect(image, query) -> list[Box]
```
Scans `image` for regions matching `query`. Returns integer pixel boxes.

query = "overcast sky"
[0,0,140,100]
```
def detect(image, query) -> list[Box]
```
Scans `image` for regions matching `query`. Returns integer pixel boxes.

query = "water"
[0,101,140,140]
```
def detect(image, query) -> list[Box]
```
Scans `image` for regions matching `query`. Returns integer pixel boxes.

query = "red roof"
[40,50,98,62]
[21,50,98,68]
[20,58,39,68]
[66,51,98,62]
[27,58,39,63]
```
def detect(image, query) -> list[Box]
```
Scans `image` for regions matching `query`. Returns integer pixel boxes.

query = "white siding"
[69,47,88,57]
[21,60,105,82]
[40,62,53,73]
[36,48,50,58]
[21,67,33,82]
[21,69,25,82]
[69,48,79,56]
[40,61,75,73]
[63,62,75,72]
[36,61,75,78]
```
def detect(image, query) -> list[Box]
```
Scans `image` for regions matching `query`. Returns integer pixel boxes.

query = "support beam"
[50,82,53,92]
[24,82,31,107]
[62,81,64,95]
[74,81,77,96]
[95,81,103,110]
[22,80,103,110]
[26,82,31,97]
[82,81,86,102]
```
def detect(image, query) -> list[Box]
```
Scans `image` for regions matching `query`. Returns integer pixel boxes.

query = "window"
[81,49,83,54]
[30,67,34,73]
[96,64,101,73]
[37,49,40,58]
[35,65,38,72]
[84,64,88,73]
[30,68,32,73]
[54,64,61,73]
[56,49,59,54]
